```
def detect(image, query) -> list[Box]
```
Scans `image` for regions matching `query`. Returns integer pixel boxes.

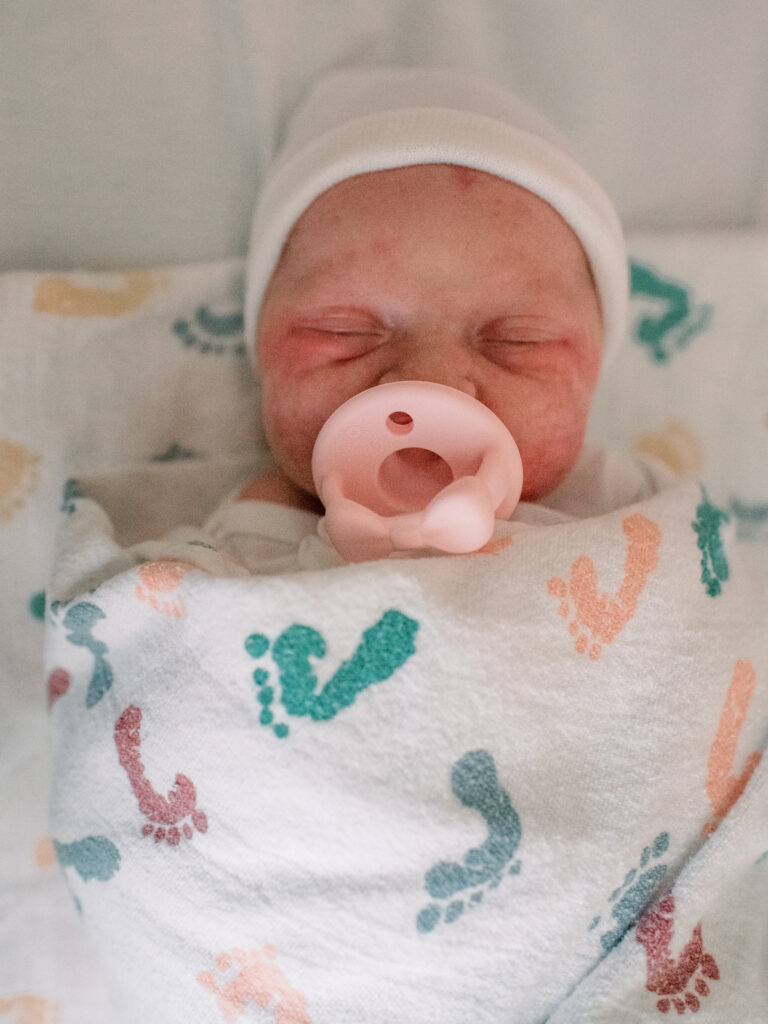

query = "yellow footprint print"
[548,513,662,660]
[702,659,761,837]
[0,439,40,523]
[34,270,156,317]
[634,419,704,476]
[0,995,59,1024]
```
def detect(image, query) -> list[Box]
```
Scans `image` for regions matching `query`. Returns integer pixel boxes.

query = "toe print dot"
[245,633,270,658]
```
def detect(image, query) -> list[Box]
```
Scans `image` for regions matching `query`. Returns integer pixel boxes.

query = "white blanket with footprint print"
[45,466,768,1024]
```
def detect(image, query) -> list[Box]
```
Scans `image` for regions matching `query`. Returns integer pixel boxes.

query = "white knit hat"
[245,67,627,363]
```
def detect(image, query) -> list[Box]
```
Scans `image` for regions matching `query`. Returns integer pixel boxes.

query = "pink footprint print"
[702,659,761,838]
[198,945,312,1023]
[136,560,195,619]
[114,705,207,845]
[636,893,719,1014]
[548,513,662,659]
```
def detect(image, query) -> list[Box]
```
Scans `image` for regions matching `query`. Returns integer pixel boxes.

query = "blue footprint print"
[173,305,246,356]
[417,750,522,933]
[588,831,670,952]
[245,609,418,738]
[62,602,114,708]
[54,836,121,882]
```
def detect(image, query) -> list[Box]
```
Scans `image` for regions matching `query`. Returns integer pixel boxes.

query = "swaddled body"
[46,467,768,1022]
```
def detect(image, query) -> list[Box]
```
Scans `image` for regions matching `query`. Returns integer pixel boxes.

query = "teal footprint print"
[245,609,418,738]
[173,305,246,356]
[588,831,670,952]
[54,835,121,882]
[692,489,730,596]
[629,261,712,364]
[729,497,768,542]
[417,750,522,933]
[29,590,46,621]
[62,602,114,707]
[151,442,198,462]
[60,477,84,514]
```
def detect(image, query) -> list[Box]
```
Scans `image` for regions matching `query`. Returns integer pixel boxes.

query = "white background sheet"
[1,1,767,272]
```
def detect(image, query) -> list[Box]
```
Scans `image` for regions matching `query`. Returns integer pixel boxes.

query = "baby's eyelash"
[317,327,381,336]
[482,336,542,346]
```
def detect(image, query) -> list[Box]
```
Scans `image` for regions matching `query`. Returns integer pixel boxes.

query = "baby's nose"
[379,337,477,397]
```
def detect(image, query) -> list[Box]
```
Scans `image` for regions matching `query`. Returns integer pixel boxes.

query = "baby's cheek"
[516,413,589,500]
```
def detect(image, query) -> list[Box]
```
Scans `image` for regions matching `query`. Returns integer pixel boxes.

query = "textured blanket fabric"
[45,468,767,1023]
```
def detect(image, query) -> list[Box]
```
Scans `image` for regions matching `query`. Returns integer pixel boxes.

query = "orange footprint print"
[198,945,312,1023]
[0,439,40,523]
[0,995,59,1024]
[636,893,719,1014]
[33,270,156,317]
[702,659,761,838]
[136,560,195,618]
[34,835,57,868]
[468,535,513,556]
[548,513,662,660]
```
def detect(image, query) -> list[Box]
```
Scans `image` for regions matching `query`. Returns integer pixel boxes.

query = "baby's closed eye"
[478,328,568,369]
[290,311,388,357]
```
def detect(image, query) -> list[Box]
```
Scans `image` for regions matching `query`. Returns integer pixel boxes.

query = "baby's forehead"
[280,163,596,286]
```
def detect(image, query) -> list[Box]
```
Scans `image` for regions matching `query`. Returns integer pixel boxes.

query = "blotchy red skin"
[251,164,603,510]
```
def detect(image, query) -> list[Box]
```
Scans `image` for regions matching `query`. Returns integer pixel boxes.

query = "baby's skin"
[242,163,603,512]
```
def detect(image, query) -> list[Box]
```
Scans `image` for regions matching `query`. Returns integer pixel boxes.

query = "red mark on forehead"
[450,165,481,190]
[370,236,395,257]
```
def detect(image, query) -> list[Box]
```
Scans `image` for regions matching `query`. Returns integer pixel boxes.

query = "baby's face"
[257,164,603,502]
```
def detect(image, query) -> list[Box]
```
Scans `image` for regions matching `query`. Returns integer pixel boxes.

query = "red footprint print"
[47,667,71,708]
[114,705,207,845]
[636,893,719,1014]
[548,513,661,659]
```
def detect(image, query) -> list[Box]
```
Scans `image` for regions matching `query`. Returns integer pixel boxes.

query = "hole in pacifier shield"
[387,411,414,434]
[378,447,454,512]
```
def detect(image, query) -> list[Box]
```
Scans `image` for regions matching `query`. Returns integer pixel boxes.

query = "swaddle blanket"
[45,464,767,1023]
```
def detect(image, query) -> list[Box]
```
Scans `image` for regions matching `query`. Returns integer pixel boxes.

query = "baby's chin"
[518,459,580,504]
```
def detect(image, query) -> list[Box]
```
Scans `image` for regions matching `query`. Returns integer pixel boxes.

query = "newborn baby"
[205,66,670,571]
[48,68,766,1024]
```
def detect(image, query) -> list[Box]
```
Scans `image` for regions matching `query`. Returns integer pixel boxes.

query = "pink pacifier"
[311,381,523,562]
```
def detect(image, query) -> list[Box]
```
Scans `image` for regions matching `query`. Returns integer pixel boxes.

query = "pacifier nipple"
[311,381,523,562]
